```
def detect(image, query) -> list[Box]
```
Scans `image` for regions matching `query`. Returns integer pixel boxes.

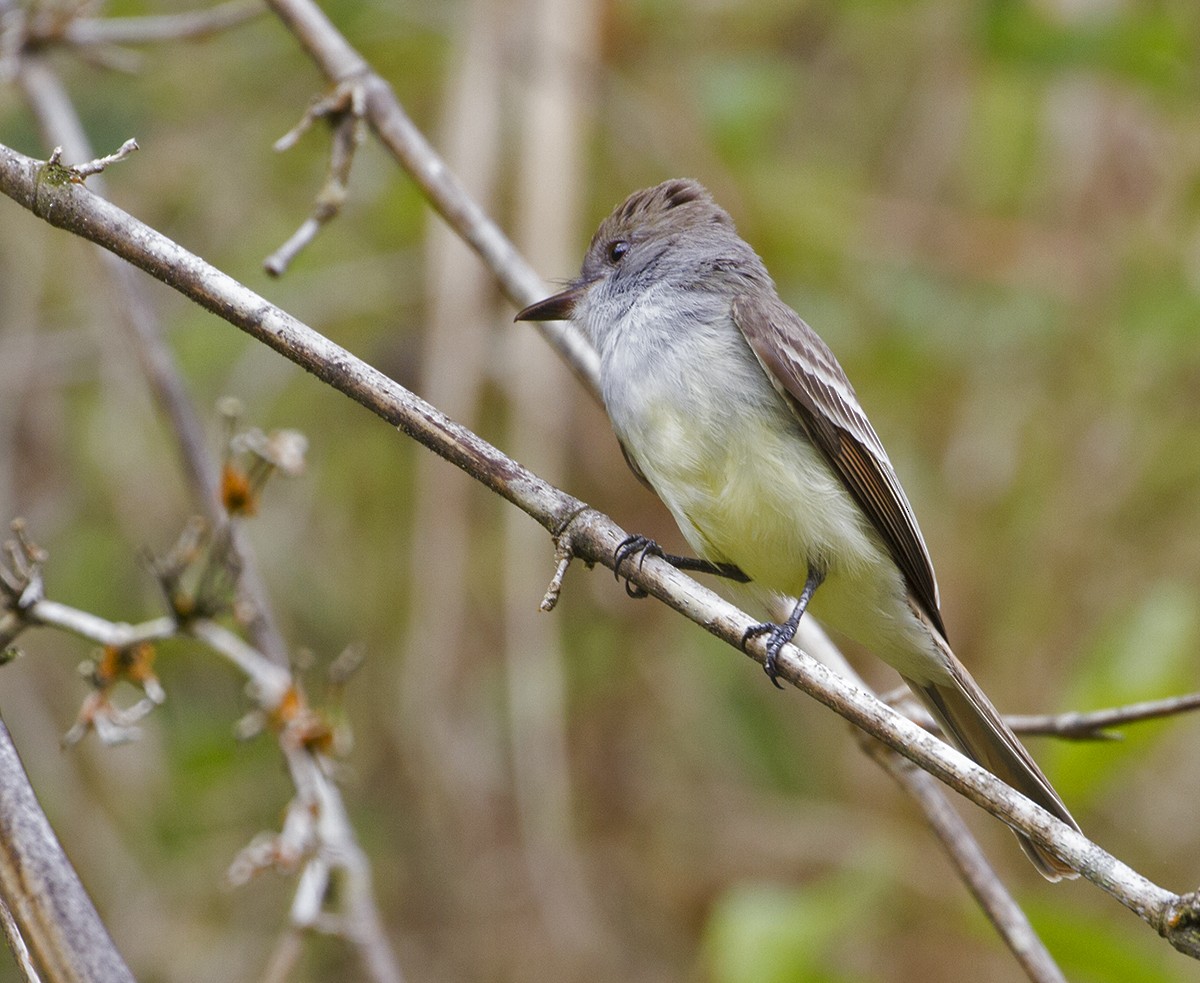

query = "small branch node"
[228,795,319,887]
[542,506,589,611]
[1,521,47,639]
[68,138,140,181]
[267,81,367,276]
[64,641,166,746]
[1163,891,1200,958]
[541,542,574,613]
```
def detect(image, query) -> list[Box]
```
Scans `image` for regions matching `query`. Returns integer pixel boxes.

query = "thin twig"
[540,540,573,612]
[1,147,1196,958]
[265,82,366,276]
[262,0,603,402]
[1009,692,1200,740]
[61,0,264,46]
[59,137,139,180]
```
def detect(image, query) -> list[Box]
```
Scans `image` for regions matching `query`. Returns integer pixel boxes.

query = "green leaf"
[703,874,882,983]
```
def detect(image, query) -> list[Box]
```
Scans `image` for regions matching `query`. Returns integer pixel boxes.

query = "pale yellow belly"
[629,404,947,683]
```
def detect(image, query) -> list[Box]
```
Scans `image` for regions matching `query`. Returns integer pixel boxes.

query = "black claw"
[740,567,825,689]
[741,621,790,689]
[614,534,661,598]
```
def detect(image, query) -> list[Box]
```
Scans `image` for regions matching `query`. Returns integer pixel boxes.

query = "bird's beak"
[514,282,586,322]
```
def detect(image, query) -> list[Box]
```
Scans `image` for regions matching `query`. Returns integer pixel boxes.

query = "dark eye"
[607,240,629,263]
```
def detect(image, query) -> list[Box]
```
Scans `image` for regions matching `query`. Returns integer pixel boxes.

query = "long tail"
[904,646,1080,881]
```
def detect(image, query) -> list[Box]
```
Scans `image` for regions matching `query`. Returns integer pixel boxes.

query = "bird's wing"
[732,294,945,637]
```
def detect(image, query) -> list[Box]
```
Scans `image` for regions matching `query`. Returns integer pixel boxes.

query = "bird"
[516,178,1080,879]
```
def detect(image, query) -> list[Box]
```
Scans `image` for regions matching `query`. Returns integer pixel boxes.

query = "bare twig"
[540,539,573,613]
[51,137,139,180]
[60,0,264,46]
[2,145,1196,959]
[1009,692,1200,740]
[265,81,366,276]
[262,0,603,402]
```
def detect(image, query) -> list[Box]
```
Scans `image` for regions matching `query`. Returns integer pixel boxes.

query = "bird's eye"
[607,240,629,263]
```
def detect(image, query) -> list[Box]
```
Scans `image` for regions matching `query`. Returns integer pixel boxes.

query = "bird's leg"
[613,534,749,598]
[742,566,826,689]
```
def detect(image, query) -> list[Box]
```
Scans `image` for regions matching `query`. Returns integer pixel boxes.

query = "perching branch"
[1,142,1196,959]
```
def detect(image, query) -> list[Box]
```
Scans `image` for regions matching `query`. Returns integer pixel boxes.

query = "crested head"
[585,180,772,340]
[578,178,766,287]
[515,179,774,349]
[592,179,730,250]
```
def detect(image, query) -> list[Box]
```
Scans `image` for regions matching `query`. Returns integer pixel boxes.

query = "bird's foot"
[613,534,661,598]
[741,620,798,690]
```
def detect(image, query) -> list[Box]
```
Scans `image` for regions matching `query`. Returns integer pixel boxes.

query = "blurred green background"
[2,0,1200,980]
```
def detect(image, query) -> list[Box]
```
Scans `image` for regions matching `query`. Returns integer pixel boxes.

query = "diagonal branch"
[0,714,136,983]
[2,143,1196,959]
[868,745,1067,983]
[250,5,1074,975]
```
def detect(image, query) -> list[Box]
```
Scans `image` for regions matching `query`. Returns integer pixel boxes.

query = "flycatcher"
[516,178,1079,879]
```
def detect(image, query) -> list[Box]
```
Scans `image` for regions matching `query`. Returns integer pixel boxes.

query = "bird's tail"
[904,645,1080,881]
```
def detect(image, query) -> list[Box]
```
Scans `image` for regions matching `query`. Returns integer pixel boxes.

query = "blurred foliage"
[2,0,1200,981]
[703,873,887,983]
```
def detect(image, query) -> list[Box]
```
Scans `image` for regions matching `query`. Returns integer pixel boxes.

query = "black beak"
[514,282,586,322]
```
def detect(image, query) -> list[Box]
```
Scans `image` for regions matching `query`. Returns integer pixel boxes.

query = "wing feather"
[732,295,945,638]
